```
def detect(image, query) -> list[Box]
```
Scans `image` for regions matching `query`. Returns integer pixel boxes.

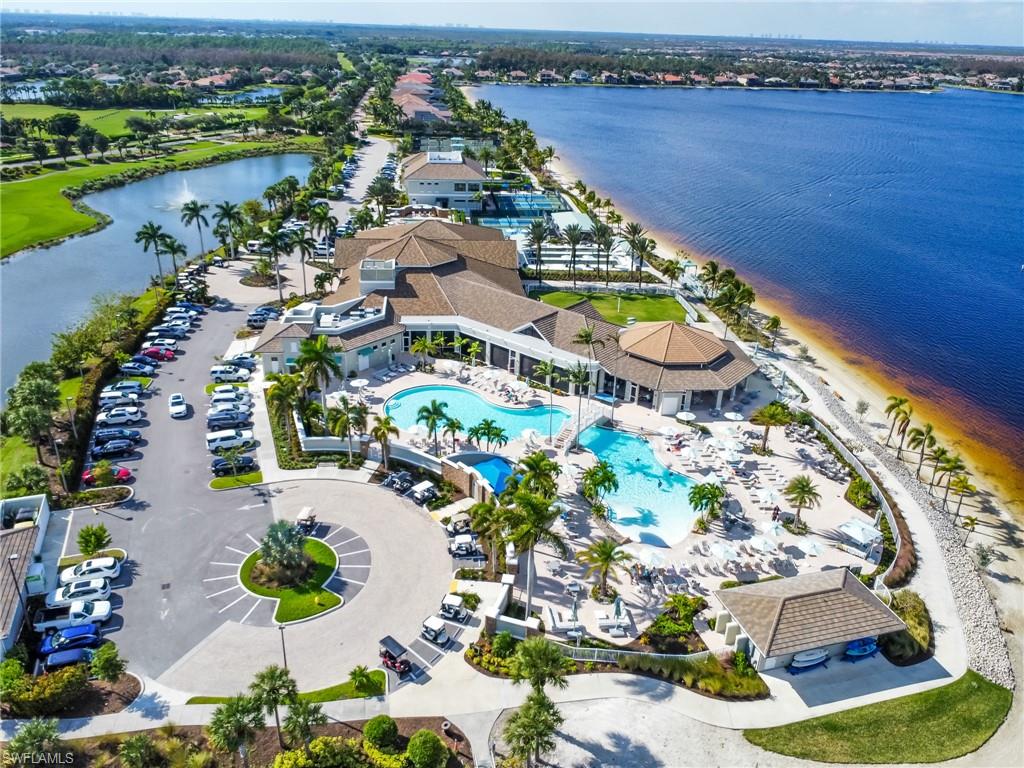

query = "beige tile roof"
[612,339,757,392]
[328,320,404,350]
[365,235,459,268]
[252,321,314,354]
[619,321,727,365]
[715,569,906,658]
[403,152,486,181]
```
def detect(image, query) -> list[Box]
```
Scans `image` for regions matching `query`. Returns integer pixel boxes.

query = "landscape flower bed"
[239,538,341,622]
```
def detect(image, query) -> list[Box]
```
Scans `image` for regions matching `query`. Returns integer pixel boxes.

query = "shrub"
[77,523,112,556]
[407,729,448,768]
[4,663,89,717]
[880,590,932,664]
[847,477,877,510]
[362,741,409,768]
[492,631,517,659]
[0,658,27,698]
[90,643,127,683]
[457,590,481,611]
[7,717,61,758]
[119,734,158,768]
[363,714,399,748]
[274,736,362,768]
[4,464,49,493]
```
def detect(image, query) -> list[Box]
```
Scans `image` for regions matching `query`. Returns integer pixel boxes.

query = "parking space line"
[405,645,434,669]
[334,576,366,585]
[210,561,243,567]
[245,533,260,547]
[324,530,357,543]
[203,575,238,582]
[239,599,263,624]
[207,584,241,598]
[219,592,249,613]
[339,564,371,568]
[225,545,249,556]
[336,548,370,558]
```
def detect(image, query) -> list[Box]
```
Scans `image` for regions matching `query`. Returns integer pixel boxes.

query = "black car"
[225,357,257,371]
[210,456,259,476]
[129,354,156,367]
[207,412,251,429]
[93,428,142,445]
[91,439,135,459]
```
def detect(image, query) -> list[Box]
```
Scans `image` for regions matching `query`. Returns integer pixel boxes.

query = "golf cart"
[439,593,468,623]
[387,471,414,494]
[379,635,412,675]
[444,512,471,536]
[409,480,437,505]
[421,615,449,646]
[296,507,317,536]
[448,534,479,558]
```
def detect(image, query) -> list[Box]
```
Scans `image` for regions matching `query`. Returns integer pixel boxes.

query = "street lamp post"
[65,396,78,442]
[51,436,68,493]
[278,624,288,669]
[6,554,28,633]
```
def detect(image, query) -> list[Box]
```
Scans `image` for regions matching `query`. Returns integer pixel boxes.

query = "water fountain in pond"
[162,178,202,211]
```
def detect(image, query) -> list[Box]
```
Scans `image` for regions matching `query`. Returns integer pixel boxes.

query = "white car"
[168,393,188,418]
[60,556,121,586]
[95,406,143,426]
[45,578,111,608]
[148,338,178,350]
[208,401,252,416]
[162,318,192,330]
[210,365,250,383]
[211,385,252,402]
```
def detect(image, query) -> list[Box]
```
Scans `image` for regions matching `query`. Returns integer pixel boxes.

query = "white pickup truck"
[32,599,112,632]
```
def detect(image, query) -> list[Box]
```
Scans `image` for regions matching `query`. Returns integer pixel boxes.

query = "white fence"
[550,639,711,665]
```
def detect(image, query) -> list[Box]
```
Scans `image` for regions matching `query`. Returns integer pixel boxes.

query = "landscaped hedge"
[272,736,364,768]
[618,652,769,699]
[521,269,659,284]
[1,660,89,717]
[879,590,933,665]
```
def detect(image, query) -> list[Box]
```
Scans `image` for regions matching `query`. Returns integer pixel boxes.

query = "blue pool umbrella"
[612,596,624,623]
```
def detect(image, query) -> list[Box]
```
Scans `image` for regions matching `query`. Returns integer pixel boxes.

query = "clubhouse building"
[254,220,756,414]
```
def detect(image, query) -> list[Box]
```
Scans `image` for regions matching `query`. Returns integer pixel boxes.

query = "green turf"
[743,671,1012,763]
[239,538,341,623]
[532,290,687,326]
[336,52,357,72]
[1,139,286,257]
[57,376,83,405]
[0,103,268,140]
[185,670,385,705]
[210,471,263,490]
[0,435,39,497]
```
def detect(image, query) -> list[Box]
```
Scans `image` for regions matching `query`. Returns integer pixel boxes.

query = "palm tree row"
[698,259,759,340]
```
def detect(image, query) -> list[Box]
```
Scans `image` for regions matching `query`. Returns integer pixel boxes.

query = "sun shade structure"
[714,568,905,669]
[838,518,884,547]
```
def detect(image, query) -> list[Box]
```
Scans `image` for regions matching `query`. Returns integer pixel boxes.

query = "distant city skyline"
[4,1,1023,47]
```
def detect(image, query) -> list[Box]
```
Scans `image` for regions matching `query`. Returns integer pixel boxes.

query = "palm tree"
[580,460,618,505]
[561,223,586,289]
[699,260,721,295]
[623,221,647,279]
[503,689,563,768]
[784,475,821,527]
[180,200,210,255]
[661,259,681,289]
[576,538,633,598]
[907,423,936,478]
[465,340,483,367]
[687,482,725,531]
[511,637,570,695]
[506,490,568,619]
[135,221,166,282]
[894,404,914,459]
[529,220,548,286]
[884,395,909,447]
[468,499,504,577]
[327,396,364,463]
[591,222,614,285]
[409,335,438,368]
[260,226,293,304]
[295,335,343,410]
[478,145,495,176]
[962,515,979,544]
[443,417,463,452]
[160,235,187,283]
[750,402,791,452]
[371,414,399,470]
[249,665,298,749]
[416,399,448,455]
[938,454,967,508]
[950,475,976,524]
[763,315,782,349]
[206,695,264,768]
[470,418,498,450]
[566,362,593,450]
[572,325,605,364]
[926,445,950,489]
[517,451,561,497]
[213,201,242,259]
[531,359,562,443]
[283,700,327,756]
[290,232,317,296]
[266,373,304,440]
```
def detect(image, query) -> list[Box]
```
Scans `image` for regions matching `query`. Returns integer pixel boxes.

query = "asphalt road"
[68,296,274,678]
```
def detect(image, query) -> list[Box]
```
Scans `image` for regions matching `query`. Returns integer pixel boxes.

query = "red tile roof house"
[661,73,684,85]
[193,73,234,90]
[474,70,496,80]
[508,70,529,82]
[398,72,433,85]
[536,69,562,83]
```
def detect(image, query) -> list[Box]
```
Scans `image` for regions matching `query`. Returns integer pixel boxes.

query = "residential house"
[193,73,234,90]
[764,77,789,87]
[569,69,591,83]
[798,77,821,88]
[661,73,684,85]
[737,73,761,87]
[628,71,653,84]
[600,71,621,84]
[536,69,561,84]
[474,70,496,80]
[714,73,739,86]
[442,68,465,78]
[400,152,487,211]
[508,70,529,82]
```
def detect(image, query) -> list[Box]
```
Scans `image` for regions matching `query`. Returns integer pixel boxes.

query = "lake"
[0,153,312,395]
[472,84,1024,472]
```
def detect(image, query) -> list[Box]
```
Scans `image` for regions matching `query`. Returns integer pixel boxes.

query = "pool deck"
[346,358,876,646]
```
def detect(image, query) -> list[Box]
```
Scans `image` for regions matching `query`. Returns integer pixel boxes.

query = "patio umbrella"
[624,543,667,568]
[724,411,744,421]
[758,488,781,506]
[676,411,697,422]
[657,425,680,438]
[704,470,726,486]
[569,597,579,625]
[724,439,744,453]
[678,446,697,463]
[708,438,727,451]
[509,380,528,392]
[749,535,778,554]
[348,378,369,390]
[709,541,739,561]
[801,541,825,557]
[760,519,786,537]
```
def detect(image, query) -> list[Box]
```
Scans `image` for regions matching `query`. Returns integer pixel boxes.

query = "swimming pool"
[469,455,515,493]
[385,385,570,439]
[579,426,699,547]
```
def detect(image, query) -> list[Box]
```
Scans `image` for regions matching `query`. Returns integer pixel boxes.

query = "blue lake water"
[384,384,570,438]
[473,85,1024,470]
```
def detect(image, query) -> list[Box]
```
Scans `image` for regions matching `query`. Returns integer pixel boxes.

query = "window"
[467,183,480,191]
[453,183,467,192]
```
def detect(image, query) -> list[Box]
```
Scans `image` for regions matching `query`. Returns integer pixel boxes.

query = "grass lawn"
[1,435,38,496]
[0,103,268,140]
[336,52,357,72]
[744,671,1012,763]
[57,376,83,405]
[1,139,283,257]
[531,290,687,326]
[240,538,341,623]
[210,471,263,490]
[204,381,248,395]
[185,670,385,705]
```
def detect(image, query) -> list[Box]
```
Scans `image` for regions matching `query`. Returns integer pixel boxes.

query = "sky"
[4,1,1023,47]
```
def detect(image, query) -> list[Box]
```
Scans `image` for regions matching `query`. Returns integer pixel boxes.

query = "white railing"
[550,640,711,665]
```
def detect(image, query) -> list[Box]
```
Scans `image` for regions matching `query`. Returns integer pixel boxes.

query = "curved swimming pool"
[579,426,699,547]
[384,385,571,438]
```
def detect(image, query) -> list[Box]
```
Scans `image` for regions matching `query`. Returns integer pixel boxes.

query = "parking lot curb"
[59,485,136,511]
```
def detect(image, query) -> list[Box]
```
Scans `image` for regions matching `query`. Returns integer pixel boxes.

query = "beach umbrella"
[678,446,697,463]
[657,425,680,438]
[724,451,742,464]
[676,411,697,422]
[708,438,727,451]
[758,488,781,506]
[725,411,744,421]
[510,379,528,392]
[760,520,786,537]
[801,541,825,557]
[749,535,779,554]
[709,541,738,561]
[624,543,667,568]
[348,378,369,390]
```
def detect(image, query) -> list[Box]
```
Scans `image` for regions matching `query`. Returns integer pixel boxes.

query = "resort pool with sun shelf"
[579,426,700,547]
[384,385,571,439]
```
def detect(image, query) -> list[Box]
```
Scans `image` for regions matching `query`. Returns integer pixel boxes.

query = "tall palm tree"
[517,451,561,497]
[478,145,495,176]
[416,399,448,455]
[370,414,399,470]
[561,223,586,289]
[750,402,791,452]
[327,396,364,463]
[784,475,821,527]
[206,695,264,768]
[290,232,317,296]
[884,395,909,447]
[580,460,618,505]
[471,418,499,451]
[443,417,463,452]
[409,335,438,368]
[529,219,548,286]
[572,325,605,364]
[135,220,166,282]
[260,226,293,304]
[506,490,567,619]
[699,260,721,296]
[532,359,562,443]
[661,259,681,289]
[266,372,304,440]
[180,199,210,255]
[295,335,342,410]
[283,700,327,757]
[566,362,593,450]
[468,499,504,578]
[591,222,614,286]
[926,445,950,489]
[938,454,967,508]
[907,423,936,478]
[160,235,187,283]
[894,404,914,459]
[249,665,298,750]
[687,482,725,530]
[622,221,647,278]
[510,637,570,696]
[577,538,634,598]
[950,475,976,524]
[763,315,782,349]
[213,201,242,259]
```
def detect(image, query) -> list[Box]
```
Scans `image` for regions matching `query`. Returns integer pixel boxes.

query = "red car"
[142,347,175,361]
[81,465,132,486]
